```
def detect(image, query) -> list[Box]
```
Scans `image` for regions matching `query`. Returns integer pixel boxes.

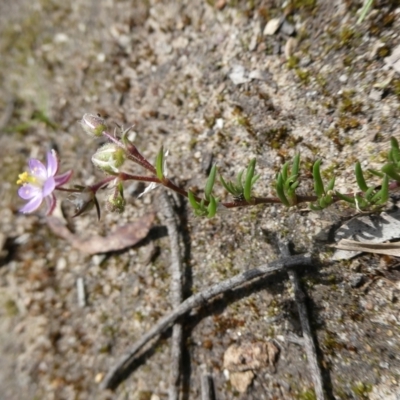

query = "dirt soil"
[1,0,400,399]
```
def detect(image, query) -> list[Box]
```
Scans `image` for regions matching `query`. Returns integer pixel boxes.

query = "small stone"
[229,65,250,85]
[249,69,270,81]
[263,18,282,36]
[230,371,254,393]
[339,74,348,83]
[280,20,295,36]
[369,88,383,101]
[284,37,298,59]
[384,44,400,73]
[350,273,365,288]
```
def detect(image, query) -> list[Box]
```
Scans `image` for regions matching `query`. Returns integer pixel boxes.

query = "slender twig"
[278,241,326,400]
[159,191,185,400]
[100,253,312,390]
[201,373,215,400]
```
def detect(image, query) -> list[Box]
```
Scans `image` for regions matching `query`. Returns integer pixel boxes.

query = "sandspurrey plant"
[16,113,400,218]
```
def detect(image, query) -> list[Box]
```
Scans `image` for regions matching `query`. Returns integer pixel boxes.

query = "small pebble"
[350,273,364,288]
[263,18,282,36]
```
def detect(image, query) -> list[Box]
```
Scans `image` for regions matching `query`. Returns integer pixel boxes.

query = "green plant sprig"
[80,115,400,218]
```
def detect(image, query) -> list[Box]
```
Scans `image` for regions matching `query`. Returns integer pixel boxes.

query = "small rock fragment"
[229,65,250,85]
[249,69,270,81]
[230,371,254,393]
[384,44,400,74]
[263,18,282,36]
[284,37,298,59]
[369,88,383,101]
[280,20,295,36]
[349,273,365,288]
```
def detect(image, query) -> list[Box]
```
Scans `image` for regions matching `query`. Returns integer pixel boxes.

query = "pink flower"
[17,150,72,215]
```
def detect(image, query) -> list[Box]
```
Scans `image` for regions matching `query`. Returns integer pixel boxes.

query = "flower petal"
[54,170,73,187]
[28,158,47,180]
[18,184,42,200]
[44,194,57,215]
[46,150,59,177]
[43,177,56,197]
[19,194,44,213]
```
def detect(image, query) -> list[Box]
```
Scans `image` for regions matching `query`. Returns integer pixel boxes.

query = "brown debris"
[46,213,155,255]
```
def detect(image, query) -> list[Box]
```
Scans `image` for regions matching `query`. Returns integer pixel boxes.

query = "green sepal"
[155,146,164,180]
[313,160,325,197]
[205,164,217,201]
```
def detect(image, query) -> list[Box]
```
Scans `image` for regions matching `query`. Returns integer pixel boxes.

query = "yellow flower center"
[16,171,38,186]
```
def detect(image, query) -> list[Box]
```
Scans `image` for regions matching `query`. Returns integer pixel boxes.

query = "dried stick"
[201,373,215,400]
[159,192,184,400]
[100,253,312,390]
[278,242,326,400]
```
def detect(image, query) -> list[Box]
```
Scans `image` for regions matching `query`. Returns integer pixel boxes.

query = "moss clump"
[295,69,310,85]
[296,388,317,400]
[4,299,18,317]
[287,56,300,70]
[351,382,372,399]
[337,116,361,131]
[339,91,363,115]
[392,79,400,100]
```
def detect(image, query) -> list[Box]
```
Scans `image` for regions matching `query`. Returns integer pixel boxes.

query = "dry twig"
[278,241,326,400]
[201,373,215,400]
[159,192,185,400]
[100,253,312,390]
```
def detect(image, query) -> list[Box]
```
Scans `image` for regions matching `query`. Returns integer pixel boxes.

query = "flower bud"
[91,144,126,174]
[81,113,108,137]
[107,183,125,213]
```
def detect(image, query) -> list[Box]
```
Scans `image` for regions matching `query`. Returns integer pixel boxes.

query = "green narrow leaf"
[244,159,256,202]
[236,170,244,190]
[371,174,389,204]
[368,168,384,178]
[291,153,301,177]
[281,162,289,182]
[220,174,231,193]
[326,176,335,192]
[389,137,400,163]
[276,174,290,207]
[335,191,355,204]
[207,195,218,218]
[204,164,217,201]
[355,162,368,192]
[357,0,373,24]
[155,146,164,180]
[313,160,325,197]
[382,163,400,182]
[188,191,200,210]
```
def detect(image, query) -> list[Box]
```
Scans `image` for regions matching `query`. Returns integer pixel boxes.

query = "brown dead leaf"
[334,239,400,257]
[46,213,155,255]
